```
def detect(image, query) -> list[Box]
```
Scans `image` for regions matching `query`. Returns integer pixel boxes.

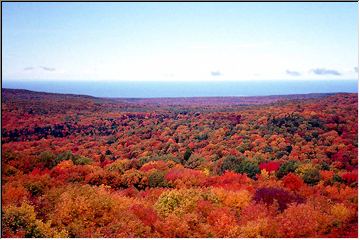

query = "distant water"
[2,80,358,98]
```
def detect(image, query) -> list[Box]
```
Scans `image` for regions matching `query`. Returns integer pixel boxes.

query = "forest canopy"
[1,89,358,238]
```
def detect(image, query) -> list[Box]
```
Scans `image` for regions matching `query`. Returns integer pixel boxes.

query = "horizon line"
[2,79,359,82]
[2,87,357,100]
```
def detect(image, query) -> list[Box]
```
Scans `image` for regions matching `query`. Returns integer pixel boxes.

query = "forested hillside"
[2,89,358,238]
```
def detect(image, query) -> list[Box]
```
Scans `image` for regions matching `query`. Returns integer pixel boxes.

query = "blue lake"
[2,80,358,98]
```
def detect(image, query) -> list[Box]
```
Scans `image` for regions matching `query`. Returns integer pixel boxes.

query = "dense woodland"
[1,89,358,238]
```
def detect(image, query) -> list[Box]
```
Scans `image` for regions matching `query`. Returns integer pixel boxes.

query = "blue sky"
[2,2,358,81]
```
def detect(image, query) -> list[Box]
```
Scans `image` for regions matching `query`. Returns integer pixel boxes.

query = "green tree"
[237,160,260,178]
[72,155,92,165]
[183,147,192,162]
[220,155,260,178]
[38,151,55,169]
[302,168,320,185]
[276,160,299,179]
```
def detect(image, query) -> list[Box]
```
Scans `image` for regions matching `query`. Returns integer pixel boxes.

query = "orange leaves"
[276,203,324,237]
[276,200,357,238]
[1,90,358,237]
[53,160,73,170]
[49,184,154,237]
[206,208,239,237]
[139,160,170,172]
[2,184,30,206]
[153,213,192,237]
[322,185,358,203]
[330,203,353,224]
[165,165,206,188]
[120,169,148,189]
[239,217,278,238]
[320,170,334,183]
[211,188,251,211]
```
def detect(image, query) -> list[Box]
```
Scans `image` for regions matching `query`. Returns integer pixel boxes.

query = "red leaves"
[253,187,304,211]
[332,150,347,163]
[130,204,158,227]
[188,142,195,149]
[340,171,358,184]
[259,162,280,172]
[1,90,358,238]
[282,173,304,191]
[196,200,214,217]
[30,168,50,176]
[205,171,250,190]
[165,166,206,187]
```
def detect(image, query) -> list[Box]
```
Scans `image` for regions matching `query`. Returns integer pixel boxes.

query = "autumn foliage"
[1,89,358,238]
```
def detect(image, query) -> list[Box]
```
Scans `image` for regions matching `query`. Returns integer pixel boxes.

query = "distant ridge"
[2,88,97,99]
[2,88,351,109]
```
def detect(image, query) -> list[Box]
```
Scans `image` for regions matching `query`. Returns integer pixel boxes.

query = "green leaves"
[220,155,260,178]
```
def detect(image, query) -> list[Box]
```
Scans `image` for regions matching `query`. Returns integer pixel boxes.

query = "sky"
[2,2,359,81]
